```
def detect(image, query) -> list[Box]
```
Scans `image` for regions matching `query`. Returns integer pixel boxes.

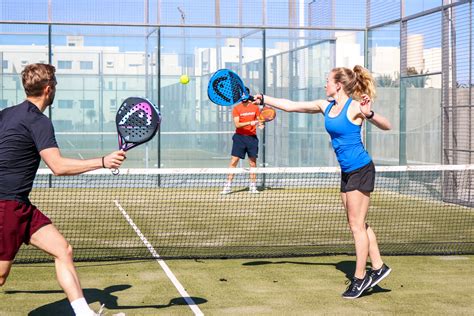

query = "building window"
[2,60,7,69]
[58,100,74,109]
[58,61,72,69]
[108,81,113,90]
[0,99,7,109]
[110,99,117,112]
[80,100,94,109]
[202,61,209,74]
[225,62,239,71]
[122,82,126,90]
[80,61,93,70]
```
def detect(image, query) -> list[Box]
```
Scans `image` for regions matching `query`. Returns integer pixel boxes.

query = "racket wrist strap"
[101,156,106,168]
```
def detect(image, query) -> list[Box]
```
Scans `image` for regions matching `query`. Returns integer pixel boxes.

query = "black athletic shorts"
[231,133,258,159]
[340,161,375,193]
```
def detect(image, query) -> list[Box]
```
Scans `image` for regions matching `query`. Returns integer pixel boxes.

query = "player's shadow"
[242,259,391,296]
[5,284,207,315]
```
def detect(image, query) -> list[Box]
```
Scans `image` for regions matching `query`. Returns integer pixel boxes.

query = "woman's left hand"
[359,94,372,116]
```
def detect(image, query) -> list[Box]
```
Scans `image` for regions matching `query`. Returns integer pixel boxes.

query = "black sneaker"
[342,274,372,299]
[368,263,391,288]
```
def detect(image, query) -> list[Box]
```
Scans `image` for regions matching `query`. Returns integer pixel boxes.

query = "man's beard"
[46,92,55,108]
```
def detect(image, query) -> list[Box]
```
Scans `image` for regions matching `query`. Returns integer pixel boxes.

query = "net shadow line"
[113,199,204,316]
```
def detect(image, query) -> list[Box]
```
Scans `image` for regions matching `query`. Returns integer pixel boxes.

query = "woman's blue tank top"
[324,98,372,172]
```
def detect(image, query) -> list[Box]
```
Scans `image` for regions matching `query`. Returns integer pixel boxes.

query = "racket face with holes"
[207,69,250,106]
[116,97,161,151]
[259,107,276,122]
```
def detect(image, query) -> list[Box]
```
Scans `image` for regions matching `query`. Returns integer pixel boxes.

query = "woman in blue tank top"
[254,65,392,299]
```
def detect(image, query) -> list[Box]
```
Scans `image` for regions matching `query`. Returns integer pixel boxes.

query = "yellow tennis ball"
[180,74,190,84]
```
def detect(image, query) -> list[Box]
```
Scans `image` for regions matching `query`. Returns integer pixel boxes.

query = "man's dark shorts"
[231,133,259,159]
[0,200,52,260]
[340,161,375,193]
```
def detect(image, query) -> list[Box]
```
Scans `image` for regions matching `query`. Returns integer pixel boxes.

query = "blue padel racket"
[112,97,161,174]
[207,69,255,106]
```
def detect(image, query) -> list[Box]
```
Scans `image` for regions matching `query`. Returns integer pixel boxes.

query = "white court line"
[114,199,204,316]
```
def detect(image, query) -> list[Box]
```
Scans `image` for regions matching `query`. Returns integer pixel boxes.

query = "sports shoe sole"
[369,268,392,288]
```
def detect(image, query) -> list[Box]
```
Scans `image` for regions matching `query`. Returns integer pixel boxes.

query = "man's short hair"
[21,63,56,97]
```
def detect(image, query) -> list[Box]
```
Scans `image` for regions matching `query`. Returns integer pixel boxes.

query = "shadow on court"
[242,260,391,297]
[5,284,207,315]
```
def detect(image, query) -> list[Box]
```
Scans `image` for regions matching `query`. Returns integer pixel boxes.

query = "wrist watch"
[366,110,375,119]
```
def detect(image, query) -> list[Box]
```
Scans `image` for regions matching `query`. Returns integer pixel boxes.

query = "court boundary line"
[113,199,204,316]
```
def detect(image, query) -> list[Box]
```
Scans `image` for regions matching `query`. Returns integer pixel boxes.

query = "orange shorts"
[0,199,52,260]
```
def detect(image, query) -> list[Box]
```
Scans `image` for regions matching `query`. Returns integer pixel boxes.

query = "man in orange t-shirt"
[221,100,264,194]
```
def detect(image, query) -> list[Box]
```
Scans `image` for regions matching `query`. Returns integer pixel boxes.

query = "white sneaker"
[93,304,105,316]
[93,304,126,316]
[249,186,259,194]
[220,186,232,195]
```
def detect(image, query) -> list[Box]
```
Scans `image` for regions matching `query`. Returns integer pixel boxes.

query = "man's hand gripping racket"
[111,97,161,175]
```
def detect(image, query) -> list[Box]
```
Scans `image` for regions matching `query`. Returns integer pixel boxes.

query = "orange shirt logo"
[232,103,260,136]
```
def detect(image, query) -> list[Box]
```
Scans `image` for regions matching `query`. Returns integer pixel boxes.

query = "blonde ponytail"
[331,65,376,101]
[352,65,376,100]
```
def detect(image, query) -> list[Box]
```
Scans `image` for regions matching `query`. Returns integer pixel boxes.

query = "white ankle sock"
[71,297,93,316]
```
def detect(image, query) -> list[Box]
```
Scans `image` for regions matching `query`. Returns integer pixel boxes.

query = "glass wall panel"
[405,11,442,76]
[443,2,473,164]
[264,29,346,167]
[402,74,442,164]
[50,25,156,168]
[368,23,400,165]
[0,24,49,167]
[0,24,49,107]
[160,27,264,167]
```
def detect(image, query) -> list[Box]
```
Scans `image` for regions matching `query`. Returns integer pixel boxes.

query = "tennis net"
[15,165,474,262]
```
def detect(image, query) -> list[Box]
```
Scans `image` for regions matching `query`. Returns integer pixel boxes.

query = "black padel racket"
[112,97,161,174]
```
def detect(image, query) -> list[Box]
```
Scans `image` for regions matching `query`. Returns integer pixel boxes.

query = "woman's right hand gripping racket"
[112,97,161,175]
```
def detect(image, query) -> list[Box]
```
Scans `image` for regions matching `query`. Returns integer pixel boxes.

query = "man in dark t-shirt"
[0,100,59,203]
[0,64,126,316]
